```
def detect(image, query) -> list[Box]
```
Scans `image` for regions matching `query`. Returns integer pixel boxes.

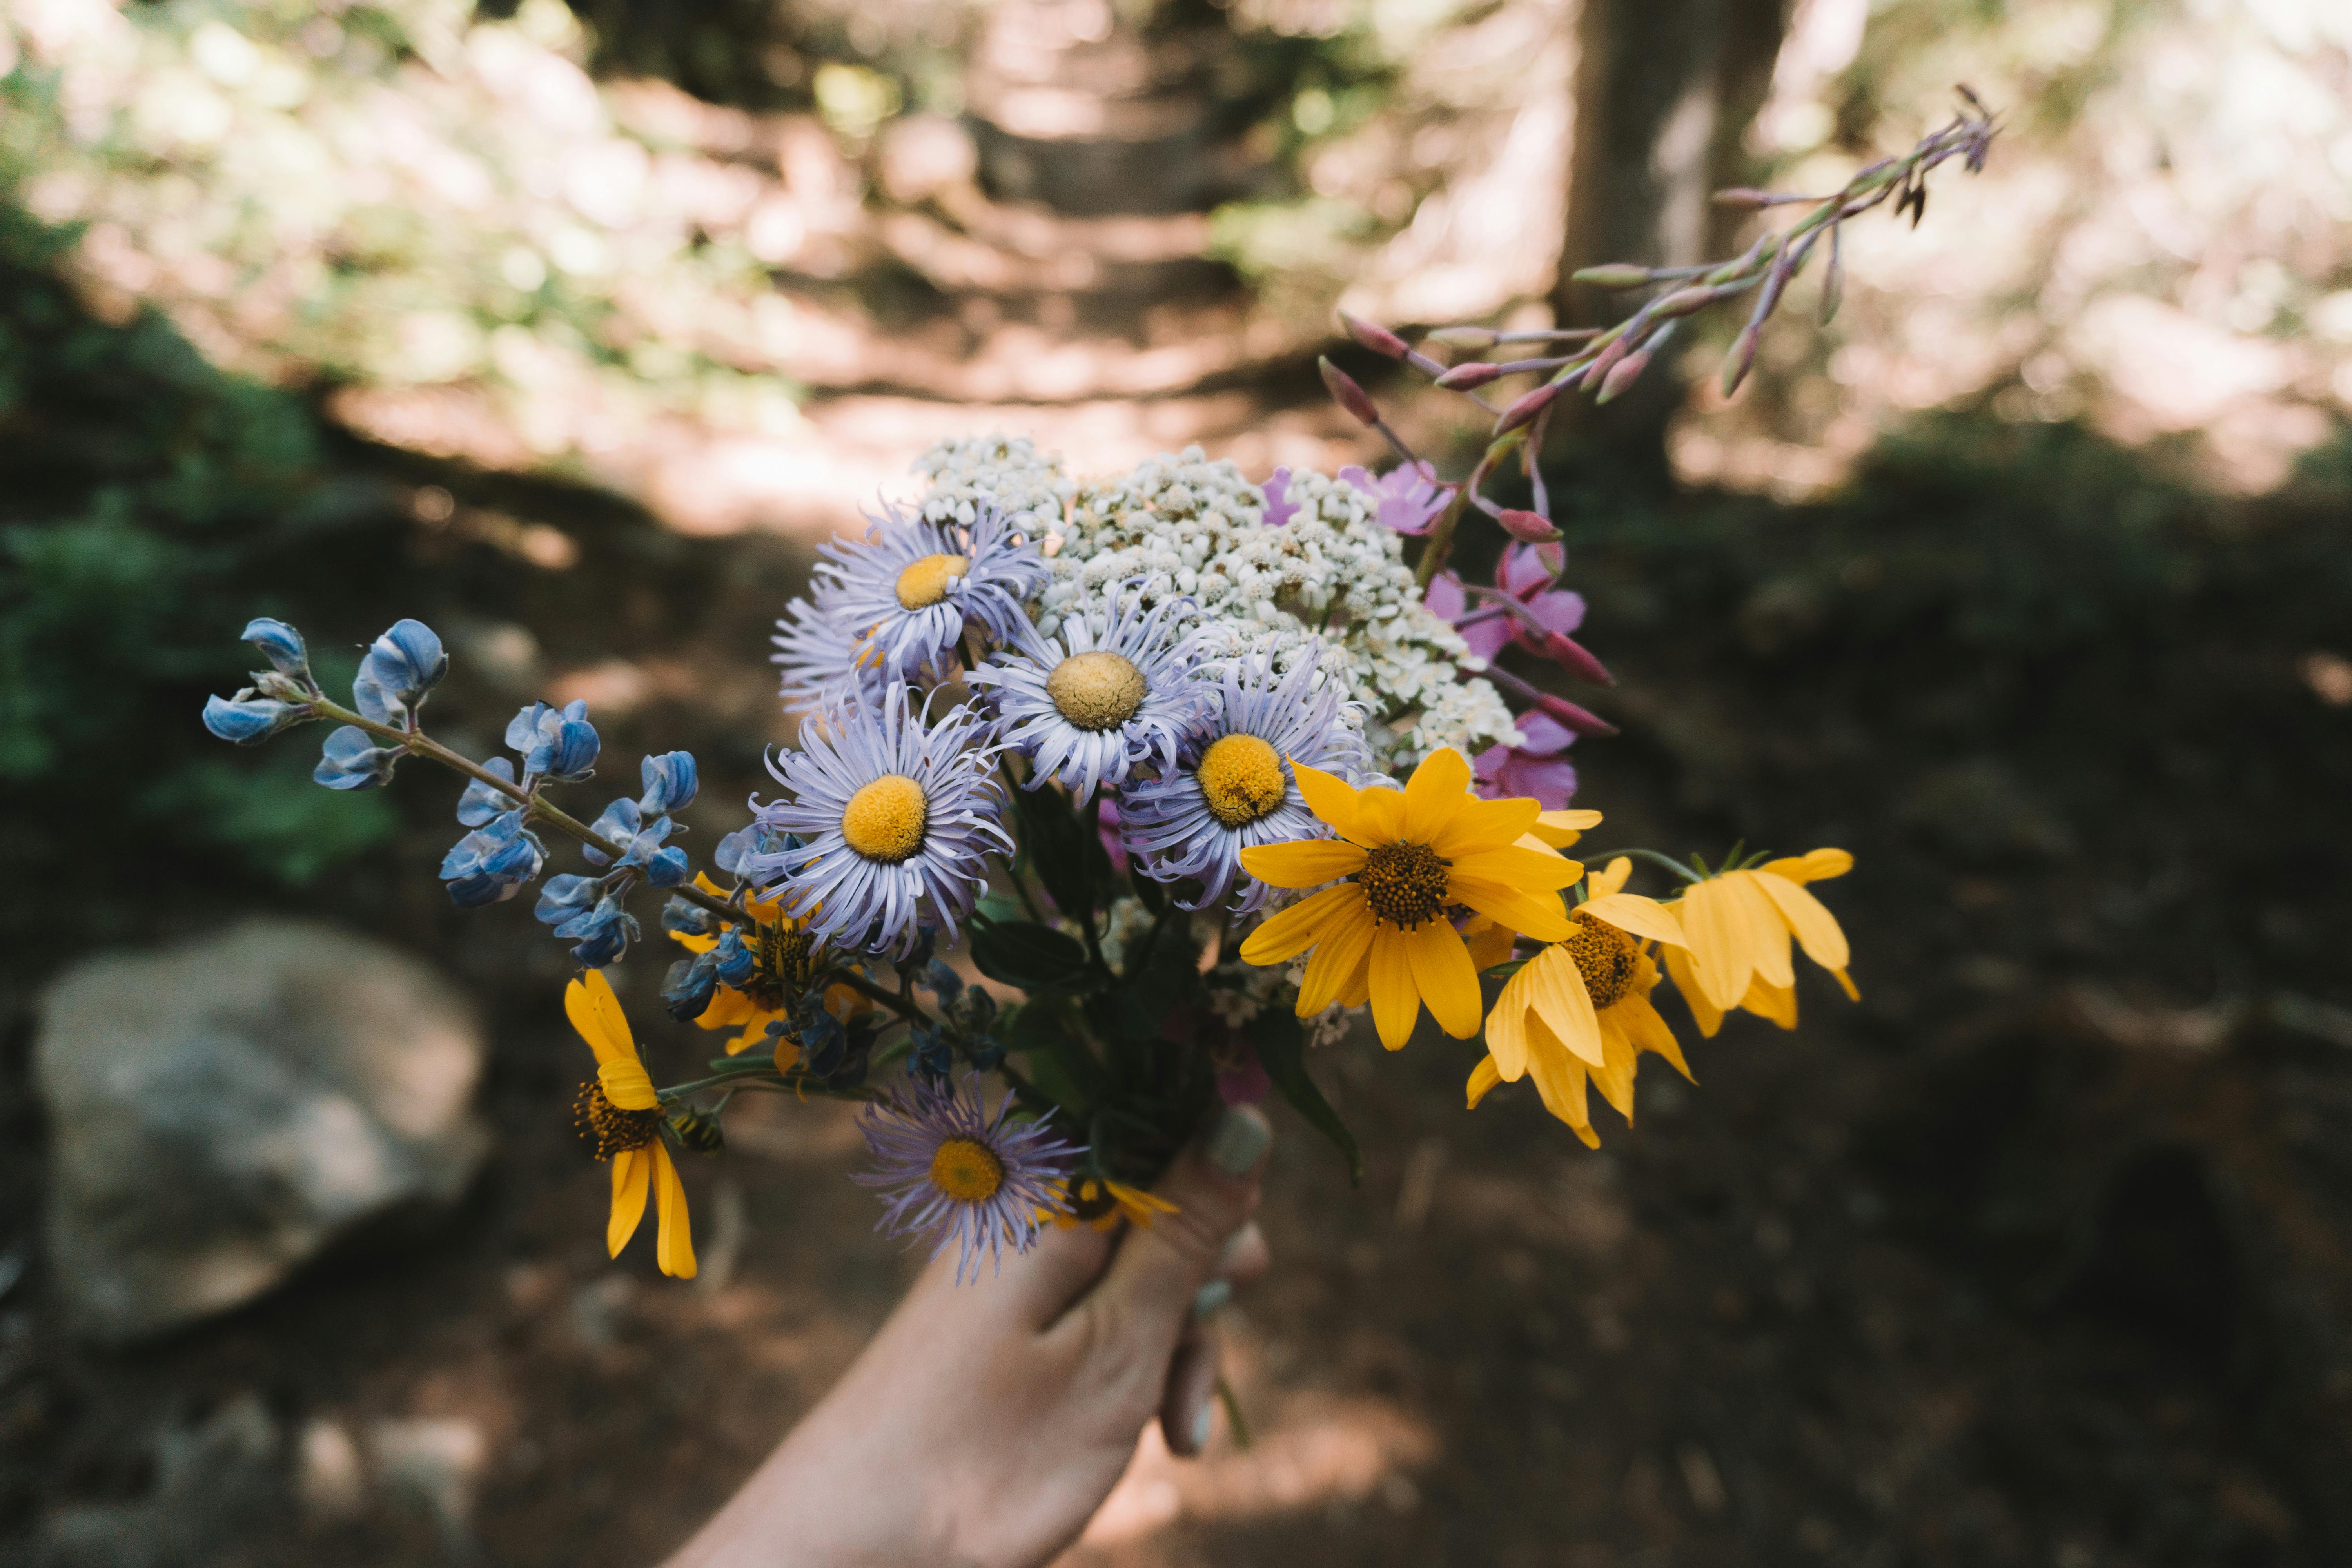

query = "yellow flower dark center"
[841,774,928,862]
[1564,911,1639,1010]
[929,1136,1006,1202]
[1356,841,1450,929]
[1069,1178,1120,1221]
[744,921,815,1010]
[573,1081,662,1160]
[1046,651,1147,731]
[895,552,969,610]
[1197,734,1287,828]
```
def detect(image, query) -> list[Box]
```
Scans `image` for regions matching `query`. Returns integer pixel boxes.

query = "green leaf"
[1001,996,1106,1114]
[1248,1008,1361,1185]
[1009,782,1103,924]
[969,919,1096,993]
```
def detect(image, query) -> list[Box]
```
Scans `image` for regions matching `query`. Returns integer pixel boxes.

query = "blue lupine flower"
[1117,646,1369,914]
[662,951,721,1021]
[796,1006,849,1077]
[557,893,639,967]
[456,757,519,826]
[711,927,758,988]
[661,897,717,937]
[314,725,404,789]
[535,873,601,926]
[440,809,547,907]
[967,584,1202,803]
[203,691,304,745]
[748,682,1011,960]
[638,751,698,816]
[918,960,964,1004]
[505,699,598,782]
[353,619,446,726]
[645,845,690,887]
[583,797,641,862]
[713,823,788,877]
[811,500,1047,681]
[908,1027,952,1079]
[240,617,312,681]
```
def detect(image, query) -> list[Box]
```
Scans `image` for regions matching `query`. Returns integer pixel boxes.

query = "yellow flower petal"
[1239,884,1360,965]
[653,1142,697,1279]
[1485,962,1536,1081]
[1524,1016,1600,1145]
[1751,871,1851,971]
[1662,941,1724,1038]
[599,1056,659,1112]
[1588,856,1632,899]
[1402,746,1473,841]
[1355,785,1406,844]
[1434,795,1543,858]
[1296,900,1377,1015]
[1288,759,1363,840]
[1832,967,1861,1002]
[1461,915,1517,971]
[1238,838,1369,889]
[1589,1020,1637,1119]
[1675,877,1758,1012]
[1524,943,1605,1067]
[1616,991,1693,1080]
[608,1146,650,1257]
[1466,1054,1504,1109]
[1580,891,1686,949]
[699,989,756,1031]
[1403,921,1482,1038]
[671,929,719,955]
[1448,844,1586,892]
[1758,846,1853,884]
[1449,877,1573,944]
[1740,976,1798,1030]
[1367,925,1421,1050]
[1527,808,1603,849]
[1725,873,1796,988]
[566,969,635,1067]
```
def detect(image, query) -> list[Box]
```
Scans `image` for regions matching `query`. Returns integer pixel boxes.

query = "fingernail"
[1191,1399,1215,1453]
[1192,1279,1233,1319]
[1204,1107,1269,1176]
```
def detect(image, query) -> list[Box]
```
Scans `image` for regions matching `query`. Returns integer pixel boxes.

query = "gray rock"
[36,1393,281,1568]
[34,919,490,1343]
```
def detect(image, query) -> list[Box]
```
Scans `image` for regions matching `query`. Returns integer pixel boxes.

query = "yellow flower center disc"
[1196,733,1287,828]
[1564,911,1639,1009]
[1046,651,1147,732]
[894,553,970,610]
[929,1135,1006,1202]
[1357,841,1450,930]
[840,773,929,863]
[572,1081,662,1160]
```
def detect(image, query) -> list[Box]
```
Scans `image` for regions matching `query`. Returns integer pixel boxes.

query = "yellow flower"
[567,969,695,1278]
[1468,857,1693,1147]
[1044,1176,1181,1232]
[1237,748,1580,1050]
[671,873,865,1069]
[1662,848,1858,1036]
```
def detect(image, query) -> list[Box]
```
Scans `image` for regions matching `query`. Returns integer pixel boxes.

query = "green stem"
[834,966,933,1028]
[1608,848,1708,885]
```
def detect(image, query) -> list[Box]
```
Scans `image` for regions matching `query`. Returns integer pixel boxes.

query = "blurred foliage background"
[4,0,2352,1563]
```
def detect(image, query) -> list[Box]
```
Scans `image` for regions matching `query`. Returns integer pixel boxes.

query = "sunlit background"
[4,0,2352,1562]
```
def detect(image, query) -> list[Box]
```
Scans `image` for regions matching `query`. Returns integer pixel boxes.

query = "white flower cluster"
[909,437,1519,771]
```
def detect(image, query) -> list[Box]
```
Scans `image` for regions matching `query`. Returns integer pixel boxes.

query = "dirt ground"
[5,417,2352,1568]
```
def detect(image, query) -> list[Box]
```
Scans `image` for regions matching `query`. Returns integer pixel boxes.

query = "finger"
[1093,1107,1271,1344]
[1159,1326,1223,1457]
[1000,1216,1120,1333]
[1214,1222,1270,1288]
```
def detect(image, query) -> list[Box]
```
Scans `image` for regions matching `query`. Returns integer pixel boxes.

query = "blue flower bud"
[920,960,964,1004]
[909,1027,951,1080]
[545,717,599,782]
[661,897,716,936]
[645,846,690,888]
[713,824,760,876]
[581,797,642,868]
[505,701,555,753]
[712,928,757,987]
[534,873,601,926]
[440,809,546,907]
[966,1036,1006,1073]
[662,951,721,1021]
[314,725,403,789]
[638,751,699,816]
[239,618,310,680]
[456,756,519,826]
[352,619,446,727]
[557,895,639,968]
[203,691,303,745]
[507,699,597,782]
[799,1007,848,1077]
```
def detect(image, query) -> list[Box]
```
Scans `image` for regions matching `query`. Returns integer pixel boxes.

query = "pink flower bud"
[1531,631,1613,686]
[1593,348,1652,405]
[1318,357,1381,427]
[1720,322,1759,397]
[1529,692,1619,737]
[1339,311,1409,360]
[1495,508,1562,543]
[1711,187,1774,209]
[1571,263,1653,289]
[1492,381,1561,436]
[1436,361,1503,390]
[1648,285,1717,319]
[1429,325,1499,350]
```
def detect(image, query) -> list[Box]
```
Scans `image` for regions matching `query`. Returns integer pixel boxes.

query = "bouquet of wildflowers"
[200,99,1988,1281]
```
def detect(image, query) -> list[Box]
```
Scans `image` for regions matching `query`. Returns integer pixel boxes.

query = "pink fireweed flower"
[1472,710,1579,809]
[1261,467,1299,527]
[1340,460,1452,535]
[1425,541,1586,663]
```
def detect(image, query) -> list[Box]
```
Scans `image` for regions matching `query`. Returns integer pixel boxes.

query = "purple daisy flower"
[747,683,1010,959]
[814,500,1046,681]
[854,1073,1081,1282]
[967,585,1202,804]
[770,595,887,716]
[1117,647,1368,913]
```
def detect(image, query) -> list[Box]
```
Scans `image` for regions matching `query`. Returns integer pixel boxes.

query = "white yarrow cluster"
[908,438,1519,770]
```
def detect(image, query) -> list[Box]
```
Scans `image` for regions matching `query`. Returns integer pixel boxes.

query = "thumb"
[1092,1107,1271,1344]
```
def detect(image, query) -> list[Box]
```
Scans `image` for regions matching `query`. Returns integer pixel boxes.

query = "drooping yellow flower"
[671,873,868,1071]
[1663,848,1858,1036]
[567,969,695,1278]
[1237,748,1579,1050]
[1043,1176,1181,1232]
[1469,857,1693,1146]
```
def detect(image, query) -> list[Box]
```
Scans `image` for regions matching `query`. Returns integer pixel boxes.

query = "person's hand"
[666,1105,1274,1568]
